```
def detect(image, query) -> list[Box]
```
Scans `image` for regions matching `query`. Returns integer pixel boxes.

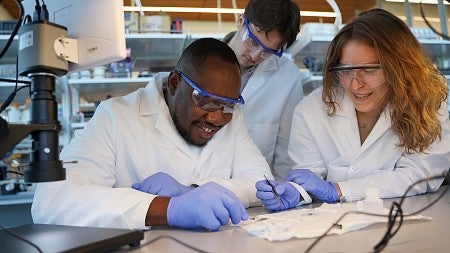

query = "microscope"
[0,15,68,182]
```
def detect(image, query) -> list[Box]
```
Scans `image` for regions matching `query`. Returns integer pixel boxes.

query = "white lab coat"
[31,72,271,230]
[242,55,303,180]
[289,87,450,199]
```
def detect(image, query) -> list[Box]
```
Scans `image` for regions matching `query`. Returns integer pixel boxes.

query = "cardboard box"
[124,12,139,33]
[139,15,171,33]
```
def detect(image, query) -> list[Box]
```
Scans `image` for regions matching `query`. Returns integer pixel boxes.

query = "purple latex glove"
[285,168,338,203]
[167,182,248,231]
[255,180,300,211]
[131,172,193,197]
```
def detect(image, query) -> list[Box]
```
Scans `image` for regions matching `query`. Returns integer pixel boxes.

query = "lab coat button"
[348,165,357,173]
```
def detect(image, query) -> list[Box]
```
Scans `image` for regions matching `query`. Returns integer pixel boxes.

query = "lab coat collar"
[138,72,232,161]
[336,90,392,154]
[138,72,196,159]
[259,55,278,72]
[139,72,169,116]
[242,56,278,97]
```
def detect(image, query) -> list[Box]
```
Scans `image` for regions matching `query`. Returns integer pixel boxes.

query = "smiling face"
[166,55,241,147]
[340,40,390,114]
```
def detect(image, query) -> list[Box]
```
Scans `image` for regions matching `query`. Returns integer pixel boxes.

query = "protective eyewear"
[329,63,386,88]
[178,71,245,114]
[242,17,284,59]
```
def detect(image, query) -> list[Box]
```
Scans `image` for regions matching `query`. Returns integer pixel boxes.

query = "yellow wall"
[0,4,13,20]
[182,20,235,35]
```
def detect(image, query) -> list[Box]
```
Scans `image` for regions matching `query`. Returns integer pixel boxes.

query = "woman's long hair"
[322,8,448,153]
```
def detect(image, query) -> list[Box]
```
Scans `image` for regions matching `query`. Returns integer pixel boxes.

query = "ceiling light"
[123,6,337,18]
[385,0,449,4]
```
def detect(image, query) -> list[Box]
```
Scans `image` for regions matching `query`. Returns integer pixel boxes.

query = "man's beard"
[171,103,207,147]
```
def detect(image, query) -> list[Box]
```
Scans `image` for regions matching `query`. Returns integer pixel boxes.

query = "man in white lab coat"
[224,0,303,180]
[32,38,272,231]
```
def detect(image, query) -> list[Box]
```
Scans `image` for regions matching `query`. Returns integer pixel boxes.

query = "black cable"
[419,1,450,40]
[0,82,31,114]
[374,174,447,252]
[0,1,28,114]
[0,0,24,60]
[137,235,212,253]
[41,0,49,21]
[0,170,25,178]
[0,78,31,84]
[0,223,43,253]
[33,0,41,21]
[373,202,403,252]
[397,174,449,216]
[23,15,32,25]
[12,84,29,92]
[305,174,448,253]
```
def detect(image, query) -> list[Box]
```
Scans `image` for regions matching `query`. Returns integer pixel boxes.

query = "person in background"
[32,38,272,230]
[223,0,303,180]
[256,8,450,211]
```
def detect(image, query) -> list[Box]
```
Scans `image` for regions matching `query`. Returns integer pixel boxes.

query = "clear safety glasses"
[242,17,284,59]
[178,71,245,114]
[329,63,386,88]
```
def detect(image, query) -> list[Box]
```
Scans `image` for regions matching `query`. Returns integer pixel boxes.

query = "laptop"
[0,224,144,252]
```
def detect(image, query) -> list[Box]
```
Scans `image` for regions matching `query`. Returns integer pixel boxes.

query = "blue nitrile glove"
[167,182,248,231]
[285,169,338,203]
[131,172,193,197]
[255,180,300,211]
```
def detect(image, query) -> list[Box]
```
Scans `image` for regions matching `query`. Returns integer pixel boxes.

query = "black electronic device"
[0,224,144,253]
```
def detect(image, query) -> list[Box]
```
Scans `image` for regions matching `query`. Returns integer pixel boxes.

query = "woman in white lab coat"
[256,9,450,211]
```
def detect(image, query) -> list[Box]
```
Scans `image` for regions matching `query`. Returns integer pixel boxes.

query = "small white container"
[80,69,91,79]
[92,66,107,79]
[7,106,22,123]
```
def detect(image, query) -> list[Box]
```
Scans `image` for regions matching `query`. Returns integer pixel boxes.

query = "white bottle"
[77,109,85,123]
[7,103,22,123]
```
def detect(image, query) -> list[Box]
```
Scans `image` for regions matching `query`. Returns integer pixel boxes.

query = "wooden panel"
[0,0,376,23]
[133,0,377,23]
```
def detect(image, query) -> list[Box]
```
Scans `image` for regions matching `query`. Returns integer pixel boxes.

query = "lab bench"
[0,191,33,228]
[119,186,450,253]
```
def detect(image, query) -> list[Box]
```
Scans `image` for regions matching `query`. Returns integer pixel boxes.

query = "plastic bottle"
[77,109,84,123]
[124,48,132,78]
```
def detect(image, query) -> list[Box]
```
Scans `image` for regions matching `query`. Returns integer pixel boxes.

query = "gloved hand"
[131,172,193,197]
[255,180,300,211]
[285,169,338,203]
[167,182,248,231]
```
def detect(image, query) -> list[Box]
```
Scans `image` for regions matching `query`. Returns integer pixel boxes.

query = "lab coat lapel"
[191,131,224,178]
[337,92,391,157]
[358,109,391,154]
[336,93,361,154]
[241,57,277,99]
[139,73,197,160]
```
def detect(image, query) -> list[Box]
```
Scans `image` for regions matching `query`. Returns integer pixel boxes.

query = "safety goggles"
[178,71,245,114]
[242,17,284,59]
[329,63,386,88]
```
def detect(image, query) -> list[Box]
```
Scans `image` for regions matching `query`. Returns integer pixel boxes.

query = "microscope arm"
[0,105,65,183]
[0,117,60,158]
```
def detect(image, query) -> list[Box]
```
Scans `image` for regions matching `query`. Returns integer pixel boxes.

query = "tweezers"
[264,175,281,204]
